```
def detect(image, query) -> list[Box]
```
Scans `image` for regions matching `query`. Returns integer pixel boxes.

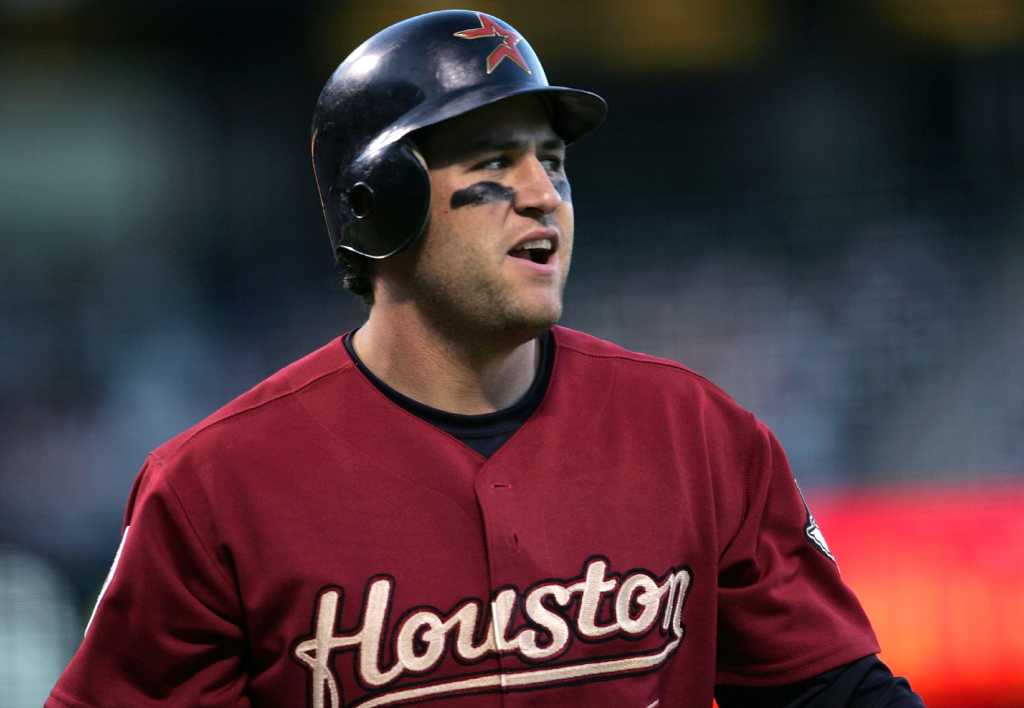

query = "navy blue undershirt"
[343,329,554,458]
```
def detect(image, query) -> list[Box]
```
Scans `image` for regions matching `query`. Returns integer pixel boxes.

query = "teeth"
[516,238,552,251]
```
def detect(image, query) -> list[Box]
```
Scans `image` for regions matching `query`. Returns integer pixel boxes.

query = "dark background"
[2,0,1022,704]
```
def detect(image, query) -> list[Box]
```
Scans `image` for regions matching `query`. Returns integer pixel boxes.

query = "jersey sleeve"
[714,419,880,686]
[48,455,251,708]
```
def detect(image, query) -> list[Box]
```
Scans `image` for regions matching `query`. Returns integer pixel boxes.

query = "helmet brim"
[364,84,607,159]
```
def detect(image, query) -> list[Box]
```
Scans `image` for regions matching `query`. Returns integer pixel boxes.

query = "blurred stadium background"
[2,0,1023,705]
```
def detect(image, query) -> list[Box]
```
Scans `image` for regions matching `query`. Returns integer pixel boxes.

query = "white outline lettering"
[293,559,692,708]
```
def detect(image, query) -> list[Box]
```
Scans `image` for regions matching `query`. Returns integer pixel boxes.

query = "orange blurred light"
[810,483,1024,707]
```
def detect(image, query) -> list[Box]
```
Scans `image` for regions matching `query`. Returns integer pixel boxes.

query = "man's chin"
[500,303,562,340]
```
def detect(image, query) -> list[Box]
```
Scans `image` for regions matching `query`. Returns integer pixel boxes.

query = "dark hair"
[335,248,375,306]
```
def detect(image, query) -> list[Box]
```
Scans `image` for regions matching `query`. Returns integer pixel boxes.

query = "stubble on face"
[407,203,572,343]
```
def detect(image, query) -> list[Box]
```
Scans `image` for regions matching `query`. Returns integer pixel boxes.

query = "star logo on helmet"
[454,13,532,75]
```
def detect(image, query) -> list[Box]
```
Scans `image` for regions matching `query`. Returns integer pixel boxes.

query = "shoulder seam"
[557,341,730,396]
[154,357,356,459]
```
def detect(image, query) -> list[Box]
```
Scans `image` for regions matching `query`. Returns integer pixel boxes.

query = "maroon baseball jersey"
[48,326,879,708]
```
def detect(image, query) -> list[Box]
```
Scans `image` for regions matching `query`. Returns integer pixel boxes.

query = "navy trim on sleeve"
[715,655,925,708]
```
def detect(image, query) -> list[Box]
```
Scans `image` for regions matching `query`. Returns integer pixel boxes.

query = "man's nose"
[512,155,562,216]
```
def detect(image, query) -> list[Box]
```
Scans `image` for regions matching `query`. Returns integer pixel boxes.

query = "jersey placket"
[471,408,575,707]
[474,451,524,704]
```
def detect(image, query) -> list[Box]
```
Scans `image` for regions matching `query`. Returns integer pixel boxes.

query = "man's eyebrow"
[465,136,566,153]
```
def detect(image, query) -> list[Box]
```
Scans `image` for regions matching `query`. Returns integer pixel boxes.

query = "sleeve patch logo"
[805,509,836,563]
[291,556,692,708]
[454,12,532,75]
[794,479,836,563]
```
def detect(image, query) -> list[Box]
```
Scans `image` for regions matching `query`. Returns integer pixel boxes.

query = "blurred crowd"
[2,1,1023,703]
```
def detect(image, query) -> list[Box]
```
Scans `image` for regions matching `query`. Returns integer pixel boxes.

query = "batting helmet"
[311,9,607,259]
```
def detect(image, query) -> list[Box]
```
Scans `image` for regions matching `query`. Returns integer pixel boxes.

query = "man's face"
[392,95,573,342]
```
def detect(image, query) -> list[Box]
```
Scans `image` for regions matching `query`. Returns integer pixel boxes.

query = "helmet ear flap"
[335,141,431,259]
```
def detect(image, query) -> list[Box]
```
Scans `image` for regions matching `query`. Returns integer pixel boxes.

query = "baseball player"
[49,10,924,708]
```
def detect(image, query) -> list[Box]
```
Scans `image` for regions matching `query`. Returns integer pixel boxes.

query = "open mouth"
[508,238,555,265]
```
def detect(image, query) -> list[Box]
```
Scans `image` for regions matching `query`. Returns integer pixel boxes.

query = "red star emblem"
[454,13,532,75]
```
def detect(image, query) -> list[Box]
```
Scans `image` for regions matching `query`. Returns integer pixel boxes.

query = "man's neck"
[352,308,541,415]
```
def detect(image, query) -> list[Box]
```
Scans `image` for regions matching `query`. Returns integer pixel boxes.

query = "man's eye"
[542,156,564,171]
[475,156,509,170]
